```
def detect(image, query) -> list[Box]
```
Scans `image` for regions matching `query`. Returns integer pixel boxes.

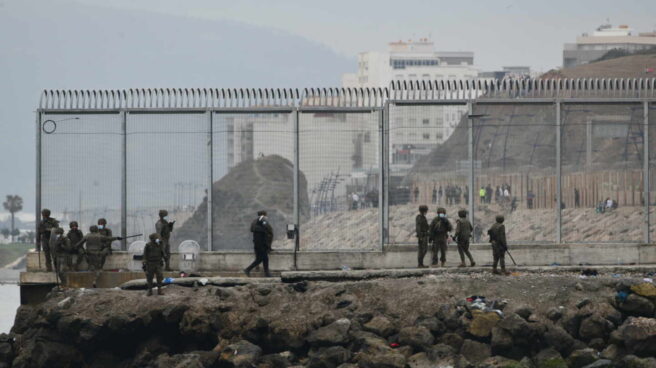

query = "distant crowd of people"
[348,190,379,210]
[412,185,470,206]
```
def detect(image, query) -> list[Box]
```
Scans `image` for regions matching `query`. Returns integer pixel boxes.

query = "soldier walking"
[488,215,510,275]
[51,227,73,285]
[143,233,166,296]
[97,218,113,268]
[244,210,274,277]
[156,210,175,271]
[415,205,429,268]
[454,210,476,267]
[66,221,85,271]
[75,225,122,287]
[429,207,452,267]
[37,209,59,272]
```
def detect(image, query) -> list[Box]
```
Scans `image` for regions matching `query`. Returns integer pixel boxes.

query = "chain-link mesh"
[211,112,296,251]
[650,104,656,242]
[298,111,380,250]
[562,104,644,242]
[126,112,209,250]
[472,104,556,244]
[41,113,122,245]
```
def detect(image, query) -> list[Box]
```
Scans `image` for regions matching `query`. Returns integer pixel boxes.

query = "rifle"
[124,234,143,239]
[505,248,517,266]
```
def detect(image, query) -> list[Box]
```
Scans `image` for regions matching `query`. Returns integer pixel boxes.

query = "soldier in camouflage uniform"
[155,210,175,271]
[454,209,476,267]
[51,227,73,285]
[415,205,429,268]
[66,221,85,271]
[429,207,452,267]
[97,218,114,267]
[37,209,59,272]
[75,225,121,287]
[143,233,166,296]
[488,215,509,275]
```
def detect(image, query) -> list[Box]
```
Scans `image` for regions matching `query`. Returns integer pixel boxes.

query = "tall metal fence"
[36,79,656,252]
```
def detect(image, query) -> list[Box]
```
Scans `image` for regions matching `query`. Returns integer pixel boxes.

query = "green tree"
[0,228,9,240]
[3,195,23,242]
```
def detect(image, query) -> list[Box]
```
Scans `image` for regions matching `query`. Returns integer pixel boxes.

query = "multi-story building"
[342,39,477,172]
[563,24,656,68]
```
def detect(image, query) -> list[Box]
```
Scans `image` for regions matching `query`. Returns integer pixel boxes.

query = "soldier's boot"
[157,288,164,296]
[441,261,445,267]
[243,268,251,277]
[470,261,476,267]
[458,263,466,268]
[147,289,153,296]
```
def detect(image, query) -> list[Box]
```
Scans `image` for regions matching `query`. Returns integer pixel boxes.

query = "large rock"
[579,314,614,341]
[567,348,599,368]
[619,355,656,368]
[218,340,262,368]
[468,310,501,338]
[308,319,351,347]
[617,294,655,317]
[615,317,656,357]
[356,351,406,368]
[307,346,351,368]
[630,283,656,299]
[176,155,310,250]
[398,326,434,351]
[490,327,513,354]
[459,339,491,364]
[363,316,395,337]
[534,348,567,368]
[543,324,579,357]
[497,313,531,339]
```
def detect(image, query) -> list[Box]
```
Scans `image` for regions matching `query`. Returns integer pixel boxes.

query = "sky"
[1,0,655,218]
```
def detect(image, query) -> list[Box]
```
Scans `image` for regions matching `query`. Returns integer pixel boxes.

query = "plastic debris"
[164,277,175,284]
[341,265,351,271]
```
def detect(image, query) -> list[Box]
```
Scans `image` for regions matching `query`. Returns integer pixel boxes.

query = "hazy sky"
[1,0,655,217]
[70,0,656,72]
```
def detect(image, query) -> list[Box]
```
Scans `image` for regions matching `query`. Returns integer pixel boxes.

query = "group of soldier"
[416,206,510,275]
[37,208,175,294]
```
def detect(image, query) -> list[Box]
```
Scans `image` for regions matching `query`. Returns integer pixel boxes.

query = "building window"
[436,133,443,139]
[423,133,430,140]
[435,74,444,79]
[422,119,429,125]
[364,132,371,143]
[422,74,430,79]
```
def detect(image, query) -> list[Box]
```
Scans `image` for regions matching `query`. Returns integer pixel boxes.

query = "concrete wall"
[25,243,656,273]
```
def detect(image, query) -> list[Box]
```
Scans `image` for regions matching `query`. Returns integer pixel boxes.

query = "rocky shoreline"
[2,271,656,367]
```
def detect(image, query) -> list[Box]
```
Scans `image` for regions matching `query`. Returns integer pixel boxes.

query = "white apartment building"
[342,39,477,170]
[563,24,656,68]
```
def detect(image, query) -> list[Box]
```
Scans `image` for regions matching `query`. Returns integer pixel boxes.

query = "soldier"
[51,227,73,285]
[75,225,122,287]
[97,218,114,267]
[488,215,510,275]
[454,209,476,268]
[155,210,175,271]
[142,233,166,296]
[428,207,452,267]
[67,221,85,271]
[37,209,59,272]
[244,210,274,277]
[415,205,429,268]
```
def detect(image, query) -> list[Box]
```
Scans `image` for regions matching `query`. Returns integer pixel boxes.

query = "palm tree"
[3,195,23,242]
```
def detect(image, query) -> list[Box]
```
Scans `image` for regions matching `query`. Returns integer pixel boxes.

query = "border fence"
[36,78,656,252]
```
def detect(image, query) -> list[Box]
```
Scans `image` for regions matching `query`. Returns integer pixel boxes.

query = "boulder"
[490,327,513,354]
[356,351,406,368]
[308,319,351,347]
[514,306,534,320]
[567,348,599,368]
[497,313,531,339]
[581,360,612,368]
[349,330,389,355]
[599,344,622,361]
[619,355,656,368]
[617,294,654,317]
[407,352,433,368]
[615,317,656,357]
[153,353,205,368]
[534,348,567,368]
[218,340,262,368]
[258,353,293,368]
[398,326,434,351]
[543,324,583,357]
[459,339,491,364]
[307,346,351,368]
[468,310,501,338]
[439,332,464,350]
[630,283,656,299]
[363,316,395,337]
[416,316,446,336]
[480,356,525,368]
[578,302,623,327]
[426,343,457,361]
[578,314,613,341]
[546,307,563,322]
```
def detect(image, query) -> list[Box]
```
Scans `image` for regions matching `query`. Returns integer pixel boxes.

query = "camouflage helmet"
[97,218,107,225]
[495,215,505,223]
[159,209,168,217]
[41,208,51,216]
[149,233,161,241]
[458,209,468,218]
[54,227,64,235]
[418,205,428,213]
[89,225,99,233]
[69,221,78,228]
[436,207,446,214]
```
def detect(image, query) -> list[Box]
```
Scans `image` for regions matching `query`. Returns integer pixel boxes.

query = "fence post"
[379,105,385,251]
[556,101,562,244]
[207,111,214,251]
[383,101,390,245]
[35,111,42,249]
[644,101,650,244]
[467,102,475,230]
[121,110,127,250]
[293,109,300,268]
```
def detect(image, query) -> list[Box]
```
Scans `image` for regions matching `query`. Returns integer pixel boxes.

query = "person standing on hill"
[415,205,429,268]
[429,207,452,267]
